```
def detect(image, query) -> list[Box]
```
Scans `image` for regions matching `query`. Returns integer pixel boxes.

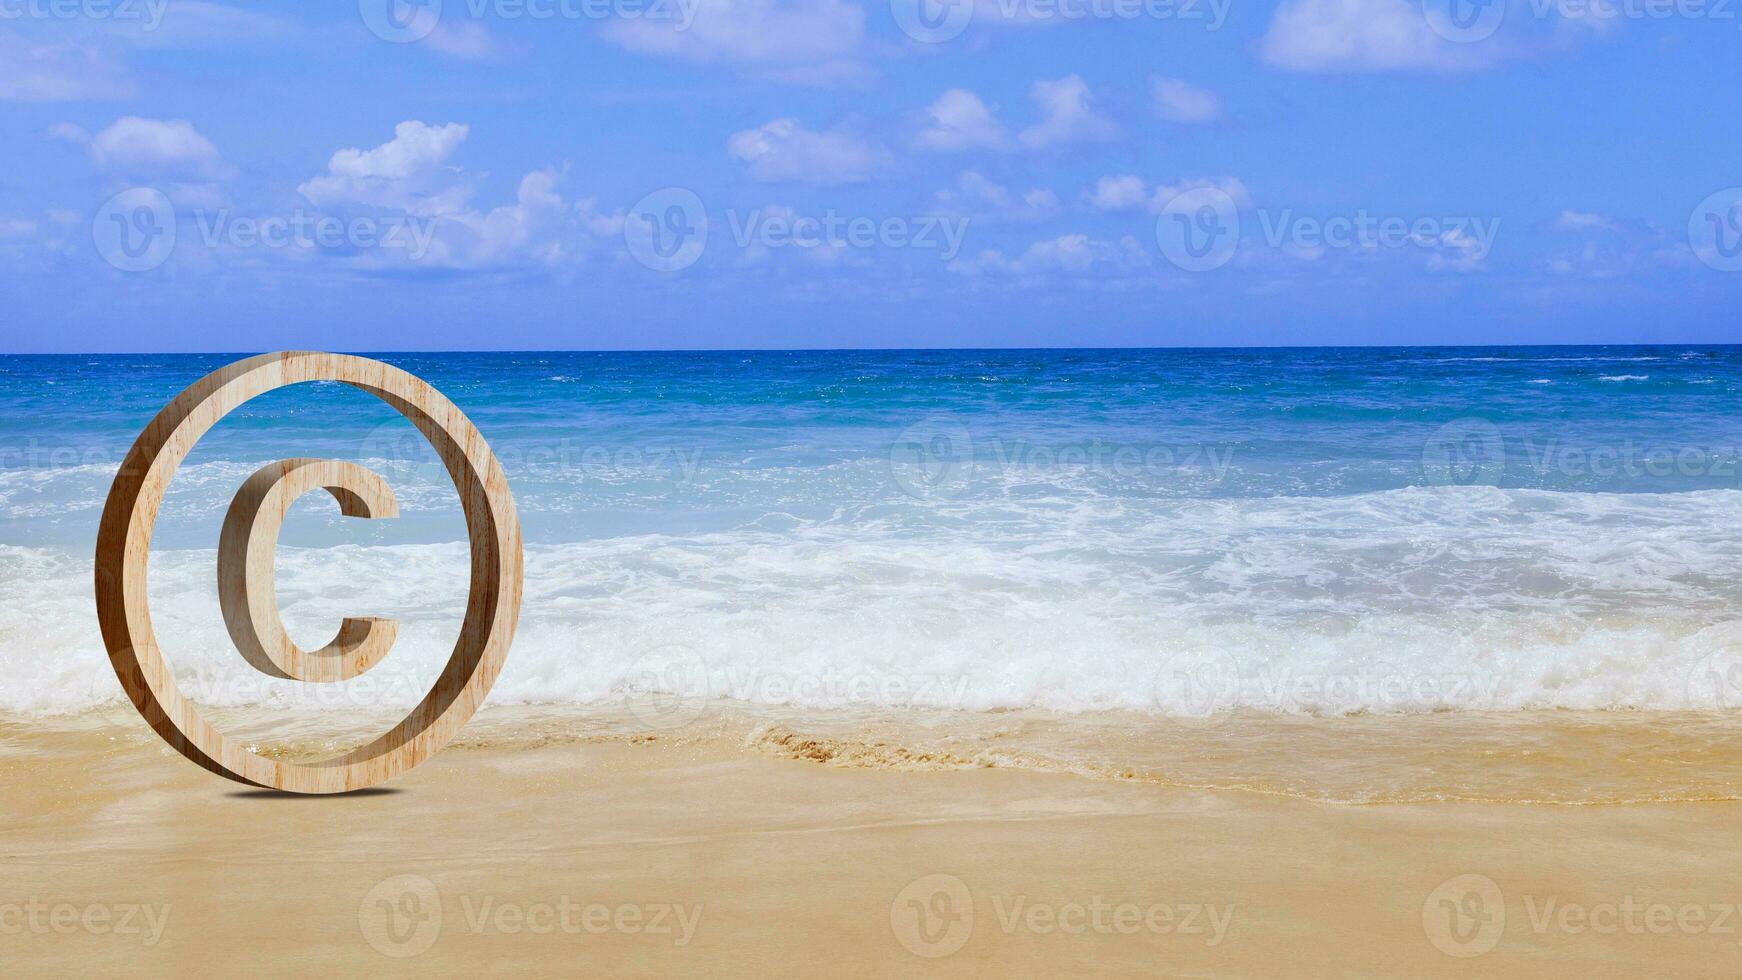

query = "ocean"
[3,346,1741,732]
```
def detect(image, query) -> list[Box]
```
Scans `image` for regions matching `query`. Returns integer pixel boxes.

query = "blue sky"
[1,0,1739,352]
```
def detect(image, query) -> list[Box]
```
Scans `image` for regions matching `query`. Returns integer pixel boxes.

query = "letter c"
[219,458,400,683]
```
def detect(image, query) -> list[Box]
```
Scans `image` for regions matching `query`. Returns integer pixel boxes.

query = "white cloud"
[575,198,626,237]
[916,90,1008,153]
[2,5,299,103]
[1540,211,1689,278]
[58,117,232,180]
[1017,234,1097,272]
[0,35,134,102]
[1089,175,1252,213]
[429,167,574,268]
[47,122,90,144]
[422,22,505,60]
[327,121,469,180]
[954,234,1090,275]
[952,233,1148,277]
[56,122,231,206]
[1546,239,1632,279]
[299,121,472,215]
[601,0,867,85]
[727,118,882,184]
[1149,176,1251,210]
[932,171,1059,222]
[0,208,79,262]
[296,122,622,272]
[1424,225,1490,271]
[1018,75,1119,150]
[1149,77,1221,124]
[1088,175,1149,213]
[1259,0,1490,72]
[1553,210,1615,232]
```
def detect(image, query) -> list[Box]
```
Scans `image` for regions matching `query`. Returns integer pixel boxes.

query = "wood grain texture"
[218,458,399,684]
[93,352,524,794]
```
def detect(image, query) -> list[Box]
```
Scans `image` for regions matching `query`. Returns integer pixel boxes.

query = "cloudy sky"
[1,0,1738,352]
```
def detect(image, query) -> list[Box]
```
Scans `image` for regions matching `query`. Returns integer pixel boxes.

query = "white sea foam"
[6,485,1741,719]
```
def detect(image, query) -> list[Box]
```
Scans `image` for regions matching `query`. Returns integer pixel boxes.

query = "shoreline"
[6,712,1742,977]
[16,701,1742,804]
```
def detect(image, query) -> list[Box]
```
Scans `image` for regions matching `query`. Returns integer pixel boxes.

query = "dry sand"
[5,709,1742,978]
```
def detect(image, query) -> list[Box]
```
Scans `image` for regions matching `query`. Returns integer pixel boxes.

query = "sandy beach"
[2,0,1738,961]
[7,351,1740,976]
[5,706,1742,978]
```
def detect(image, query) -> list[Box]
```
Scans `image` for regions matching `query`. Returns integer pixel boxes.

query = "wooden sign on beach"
[93,352,524,794]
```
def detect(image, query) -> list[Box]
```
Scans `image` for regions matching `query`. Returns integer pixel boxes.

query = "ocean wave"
[5,483,1740,719]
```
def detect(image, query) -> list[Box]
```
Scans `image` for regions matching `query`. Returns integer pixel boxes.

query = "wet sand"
[5,709,1742,977]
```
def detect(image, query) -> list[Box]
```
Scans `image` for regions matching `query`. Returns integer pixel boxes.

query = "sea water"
[2,346,1740,725]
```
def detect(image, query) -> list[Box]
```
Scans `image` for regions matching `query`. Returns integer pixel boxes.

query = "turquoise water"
[2,346,1740,718]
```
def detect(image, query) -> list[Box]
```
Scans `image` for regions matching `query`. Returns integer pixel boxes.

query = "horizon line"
[5,341,1740,357]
